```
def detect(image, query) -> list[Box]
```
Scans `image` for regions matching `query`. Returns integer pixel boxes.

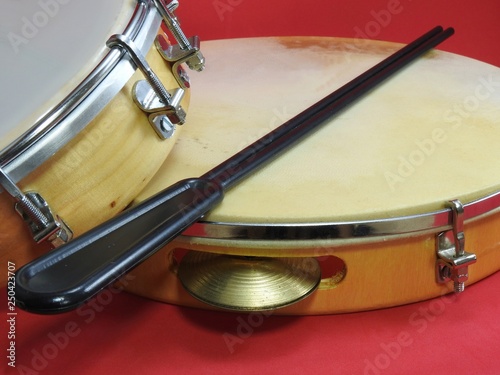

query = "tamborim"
[0,0,203,284]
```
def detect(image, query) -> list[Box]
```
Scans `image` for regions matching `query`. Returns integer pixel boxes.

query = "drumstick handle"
[14,178,223,313]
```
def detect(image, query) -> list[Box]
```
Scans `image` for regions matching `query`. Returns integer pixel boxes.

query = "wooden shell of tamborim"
[0,31,189,285]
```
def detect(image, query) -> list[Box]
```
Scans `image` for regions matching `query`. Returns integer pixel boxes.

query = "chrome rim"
[182,189,500,241]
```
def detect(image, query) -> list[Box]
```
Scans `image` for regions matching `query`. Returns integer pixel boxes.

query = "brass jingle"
[177,251,321,311]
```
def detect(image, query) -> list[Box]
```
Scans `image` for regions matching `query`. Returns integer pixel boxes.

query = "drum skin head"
[136,36,500,227]
[0,0,130,149]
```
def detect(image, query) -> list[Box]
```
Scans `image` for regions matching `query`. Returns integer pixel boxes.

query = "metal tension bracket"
[153,0,205,88]
[106,0,205,140]
[107,34,186,140]
[436,199,477,293]
[0,169,73,248]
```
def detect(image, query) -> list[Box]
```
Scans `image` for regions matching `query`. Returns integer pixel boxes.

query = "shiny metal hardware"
[0,169,73,247]
[153,0,205,88]
[436,199,476,293]
[180,189,500,242]
[107,34,186,139]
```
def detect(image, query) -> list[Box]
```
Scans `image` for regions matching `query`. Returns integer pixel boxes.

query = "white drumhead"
[0,0,134,150]
[136,37,500,224]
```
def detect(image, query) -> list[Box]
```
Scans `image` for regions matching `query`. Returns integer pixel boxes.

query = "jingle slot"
[317,255,347,290]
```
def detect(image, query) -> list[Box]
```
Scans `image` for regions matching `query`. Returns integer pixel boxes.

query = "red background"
[3,1,500,374]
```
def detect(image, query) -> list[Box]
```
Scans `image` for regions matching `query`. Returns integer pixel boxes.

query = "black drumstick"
[14,27,454,314]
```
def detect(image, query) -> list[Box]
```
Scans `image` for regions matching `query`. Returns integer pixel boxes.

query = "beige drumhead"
[135,37,500,227]
[0,0,134,150]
